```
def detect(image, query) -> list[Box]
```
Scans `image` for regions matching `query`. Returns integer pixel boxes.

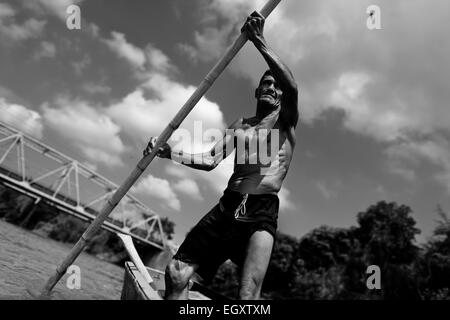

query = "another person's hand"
[241,11,265,42]
[143,137,171,159]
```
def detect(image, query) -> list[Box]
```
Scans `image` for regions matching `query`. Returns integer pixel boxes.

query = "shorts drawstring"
[234,194,248,219]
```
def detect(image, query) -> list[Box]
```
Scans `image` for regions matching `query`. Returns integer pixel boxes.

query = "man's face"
[256,74,283,107]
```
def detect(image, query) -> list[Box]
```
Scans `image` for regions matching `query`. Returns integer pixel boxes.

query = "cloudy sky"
[0,0,449,245]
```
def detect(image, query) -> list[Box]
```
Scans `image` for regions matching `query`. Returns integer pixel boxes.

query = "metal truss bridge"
[0,120,166,250]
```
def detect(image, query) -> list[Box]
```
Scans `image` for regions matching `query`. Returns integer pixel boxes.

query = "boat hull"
[121,261,224,300]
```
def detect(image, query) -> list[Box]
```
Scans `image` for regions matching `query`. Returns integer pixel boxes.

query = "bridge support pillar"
[3,194,33,225]
[20,203,40,229]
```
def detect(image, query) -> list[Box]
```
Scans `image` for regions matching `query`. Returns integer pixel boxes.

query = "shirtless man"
[144,11,298,300]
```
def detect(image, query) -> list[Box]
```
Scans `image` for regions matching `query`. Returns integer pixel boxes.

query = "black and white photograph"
[0,0,449,309]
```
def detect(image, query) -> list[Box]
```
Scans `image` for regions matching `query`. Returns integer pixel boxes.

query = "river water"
[0,220,124,300]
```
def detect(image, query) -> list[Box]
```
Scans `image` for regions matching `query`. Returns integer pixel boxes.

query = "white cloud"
[103,31,146,70]
[144,44,175,73]
[1,2,46,42]
[201,0,261,24]
[34,41,56,59]
[0,17,46,42]
[165,164,189,179]
[315,181,332,200]
[107,72,226,148]
[375,185,388,198]
[178,26,233,64]
[103,31,177,76]
[0,3,15,18]
[387,163,417,182]
[71,55,91,76]
[101,32,225,152]
[82,82,111,95]
[278,187,295,211]
[132,174,181,211]
[178,0,264,63]
[385,137,450,193]
[86,23,100,38]
[21,0,84,21]
[385,144,419,181]
[327,72,408,142]
[173,179,203,201]
[0,98,43,138]
[110,202,145,226]
[0,86,20,102]
[81,161,97,172]
[42,98,125,167]
[315,180,339,201]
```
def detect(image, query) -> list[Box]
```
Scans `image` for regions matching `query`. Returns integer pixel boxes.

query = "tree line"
[209,201,450,300]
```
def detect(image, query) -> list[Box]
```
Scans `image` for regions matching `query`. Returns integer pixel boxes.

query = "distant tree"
[297,226,358,270]
[290,265,346,300]
[0,187,18,219]
[264,232,300,298]
[291,226,361,299]
[160,217,175,240]
[210,261,240,299]
[427,206,450,255]
[354,201,421,299]
[417,206,450,299]
[48,215,86,243]
[356,201,420,265]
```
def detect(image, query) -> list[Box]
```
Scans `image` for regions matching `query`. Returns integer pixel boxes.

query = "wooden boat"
[120,261,228,300]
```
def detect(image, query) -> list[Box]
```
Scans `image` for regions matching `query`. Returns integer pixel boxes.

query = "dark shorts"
[173,188,279,283]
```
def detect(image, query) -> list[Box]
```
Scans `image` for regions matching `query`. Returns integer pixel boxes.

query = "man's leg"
[164,258,199,300]
[239,230,274,300]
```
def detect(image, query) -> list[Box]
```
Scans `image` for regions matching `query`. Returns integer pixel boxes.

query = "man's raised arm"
[242,11,299,128]
[144,119,242,171]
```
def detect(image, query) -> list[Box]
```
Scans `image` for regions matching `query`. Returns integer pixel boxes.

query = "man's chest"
[233,122,287,165]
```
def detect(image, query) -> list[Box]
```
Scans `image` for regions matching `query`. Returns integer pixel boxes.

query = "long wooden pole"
[39,0,282,297]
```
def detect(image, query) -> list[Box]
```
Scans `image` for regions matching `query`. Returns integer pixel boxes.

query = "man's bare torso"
[227,114,295,195]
